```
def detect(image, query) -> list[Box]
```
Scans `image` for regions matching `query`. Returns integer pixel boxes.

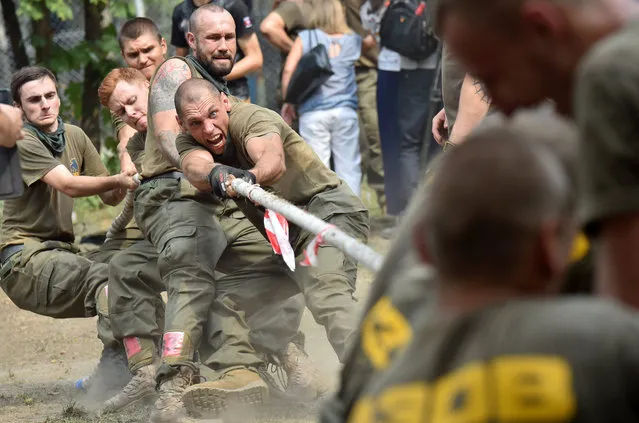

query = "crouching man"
[174,78,369,368]
[0,66,137,364]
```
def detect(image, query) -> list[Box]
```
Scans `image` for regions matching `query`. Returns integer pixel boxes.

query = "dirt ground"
[0,226,389,423]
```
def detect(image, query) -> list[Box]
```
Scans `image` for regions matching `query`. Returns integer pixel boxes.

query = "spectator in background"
[0,104,24,147]
[341,0,386,210]
[281,0,363,196]
[260,0,311,107]
[360,0,401,236]
[361,0,439,238]
[171,0,263,100]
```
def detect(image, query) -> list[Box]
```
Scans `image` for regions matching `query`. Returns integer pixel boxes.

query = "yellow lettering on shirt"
[492,356,576,421]
[361,296,412,370]
[349,355,576,423]
[432,362,489,423]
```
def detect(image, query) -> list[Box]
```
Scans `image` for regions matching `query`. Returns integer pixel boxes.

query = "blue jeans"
[398,68,436,211]
[299,107,362,196]
[376,70,402,216]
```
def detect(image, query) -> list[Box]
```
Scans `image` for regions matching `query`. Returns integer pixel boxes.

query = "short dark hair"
[118,17,163,51]
[174,78,221,118]
[11,66,58,105]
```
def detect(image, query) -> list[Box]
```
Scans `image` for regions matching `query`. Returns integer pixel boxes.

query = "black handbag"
[284,29,334,105]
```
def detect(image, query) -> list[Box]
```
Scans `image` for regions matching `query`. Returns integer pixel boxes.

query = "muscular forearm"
[117,125,137,174]
[449,74,490,144]
[250,154,285,186]
[100,186,127,206]
[63,175,123,198]
[183,155,217,192]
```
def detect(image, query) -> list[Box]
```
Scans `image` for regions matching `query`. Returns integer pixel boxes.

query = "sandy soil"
[0,234,389,423]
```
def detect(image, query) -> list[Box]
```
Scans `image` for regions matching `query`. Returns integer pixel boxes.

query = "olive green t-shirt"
[176,102,340,205]
[0,124,108,249]
[346,298,639,423]
[126,130,147,173]
[574,20,639,234]
[111,113,128,138]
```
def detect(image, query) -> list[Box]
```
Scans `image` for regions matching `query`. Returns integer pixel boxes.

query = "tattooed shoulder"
[149,59,191,115]
[472,78,491,103]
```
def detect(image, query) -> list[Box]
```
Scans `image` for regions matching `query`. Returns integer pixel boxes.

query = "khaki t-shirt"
[176,102,340,205]
[111,113,128,138]
[126,130,146,173]
[0,124,108,249]
[346,298,639,423]
[574,20,639,234]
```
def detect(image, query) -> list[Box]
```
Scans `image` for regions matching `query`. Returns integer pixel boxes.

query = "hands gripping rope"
[105,173,141,241]
[230,179,384,272]
[105,175,384,272]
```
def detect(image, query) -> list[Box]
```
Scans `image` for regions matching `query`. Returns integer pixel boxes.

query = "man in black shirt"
[171,0,262,100]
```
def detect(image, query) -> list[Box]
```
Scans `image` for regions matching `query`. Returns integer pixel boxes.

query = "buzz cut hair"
[174,78,222,118]
[118,17,163,51]
[189,4,232,37]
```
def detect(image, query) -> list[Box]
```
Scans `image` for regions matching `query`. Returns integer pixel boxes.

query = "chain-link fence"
[0,0,283,111]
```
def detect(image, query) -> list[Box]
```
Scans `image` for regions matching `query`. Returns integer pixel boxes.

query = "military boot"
[182,368,269,417]
[102,364,157,413]
[75,345,132,401]
[149,365,198,423]
[281,342,324,400]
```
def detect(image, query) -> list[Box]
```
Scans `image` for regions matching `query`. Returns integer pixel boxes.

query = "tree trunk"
[0,0,29,69]
[31,7,53,64]
[81,0,104,152]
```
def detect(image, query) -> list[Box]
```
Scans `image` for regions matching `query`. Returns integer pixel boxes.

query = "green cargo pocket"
[37,259,56,310]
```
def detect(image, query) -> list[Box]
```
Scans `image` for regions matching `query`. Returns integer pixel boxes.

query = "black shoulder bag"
[284,29,334,105]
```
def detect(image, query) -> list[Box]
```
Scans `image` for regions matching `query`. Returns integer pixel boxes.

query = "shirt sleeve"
[78,129,109,177]
[16,134,61,187]
[176,133,208,167]
[111,113,129,138]
[232,108,282,152]
[341,0,368,37]
[171,3,189,48]
[574,38,639,233]
[229,0,254,39]
[126,131,146,172]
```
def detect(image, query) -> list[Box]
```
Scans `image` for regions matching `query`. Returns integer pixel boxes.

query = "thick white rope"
[231,179,384,272]
[105,174,141,241]
[105,176,385,272]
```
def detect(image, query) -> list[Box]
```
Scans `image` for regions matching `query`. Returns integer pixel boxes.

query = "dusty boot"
[281,342,324,400]
[102,364,157,413]
[182,368,269,417]
[75,345,132,401]
[149,365,198,423]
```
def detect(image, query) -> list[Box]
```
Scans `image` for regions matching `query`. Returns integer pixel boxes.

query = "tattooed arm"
[448,73,491,145]
[149,58,192,167]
